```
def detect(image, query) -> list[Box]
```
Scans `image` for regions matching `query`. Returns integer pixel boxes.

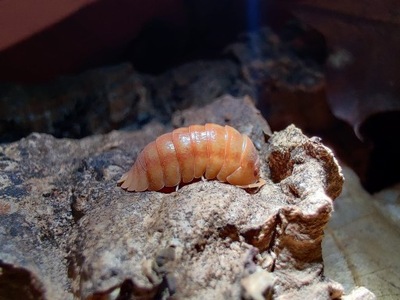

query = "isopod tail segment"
[117,123,266,192]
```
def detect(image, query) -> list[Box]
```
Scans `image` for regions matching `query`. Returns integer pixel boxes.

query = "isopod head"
[225,134,261,187]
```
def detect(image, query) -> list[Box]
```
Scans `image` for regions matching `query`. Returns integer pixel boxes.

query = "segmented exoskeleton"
[118,123,264,192]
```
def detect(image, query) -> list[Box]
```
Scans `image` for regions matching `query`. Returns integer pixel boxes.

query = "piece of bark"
[280,0,400,133]
[280,0,400,192]
[0,59,243,143]
[1,95,372,299]
[323,167,400,299]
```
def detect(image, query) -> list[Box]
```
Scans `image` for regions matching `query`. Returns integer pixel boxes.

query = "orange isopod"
[118,123,265,192]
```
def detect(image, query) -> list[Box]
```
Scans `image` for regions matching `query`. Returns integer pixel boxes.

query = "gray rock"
[1,95,371,299]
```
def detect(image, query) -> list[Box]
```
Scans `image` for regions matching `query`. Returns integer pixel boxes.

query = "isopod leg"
[117,172,129,185]
[237,178,266,189]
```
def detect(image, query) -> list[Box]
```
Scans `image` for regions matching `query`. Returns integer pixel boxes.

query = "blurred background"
[1,0,399,193]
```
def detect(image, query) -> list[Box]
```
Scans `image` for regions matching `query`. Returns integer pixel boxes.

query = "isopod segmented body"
[118,123,264,192]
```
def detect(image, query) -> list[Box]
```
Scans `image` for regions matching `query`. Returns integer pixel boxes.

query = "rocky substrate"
[0,96,375,299]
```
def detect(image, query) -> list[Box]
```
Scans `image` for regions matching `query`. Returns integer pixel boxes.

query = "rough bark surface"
[323,166,400,299]
[1,96,373,299]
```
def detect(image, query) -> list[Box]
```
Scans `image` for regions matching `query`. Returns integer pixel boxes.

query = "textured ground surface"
[323,166,400,299]
[1,96,375,299]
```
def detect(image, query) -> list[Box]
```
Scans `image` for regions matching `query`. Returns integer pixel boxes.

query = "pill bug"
[118,123,265,192]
